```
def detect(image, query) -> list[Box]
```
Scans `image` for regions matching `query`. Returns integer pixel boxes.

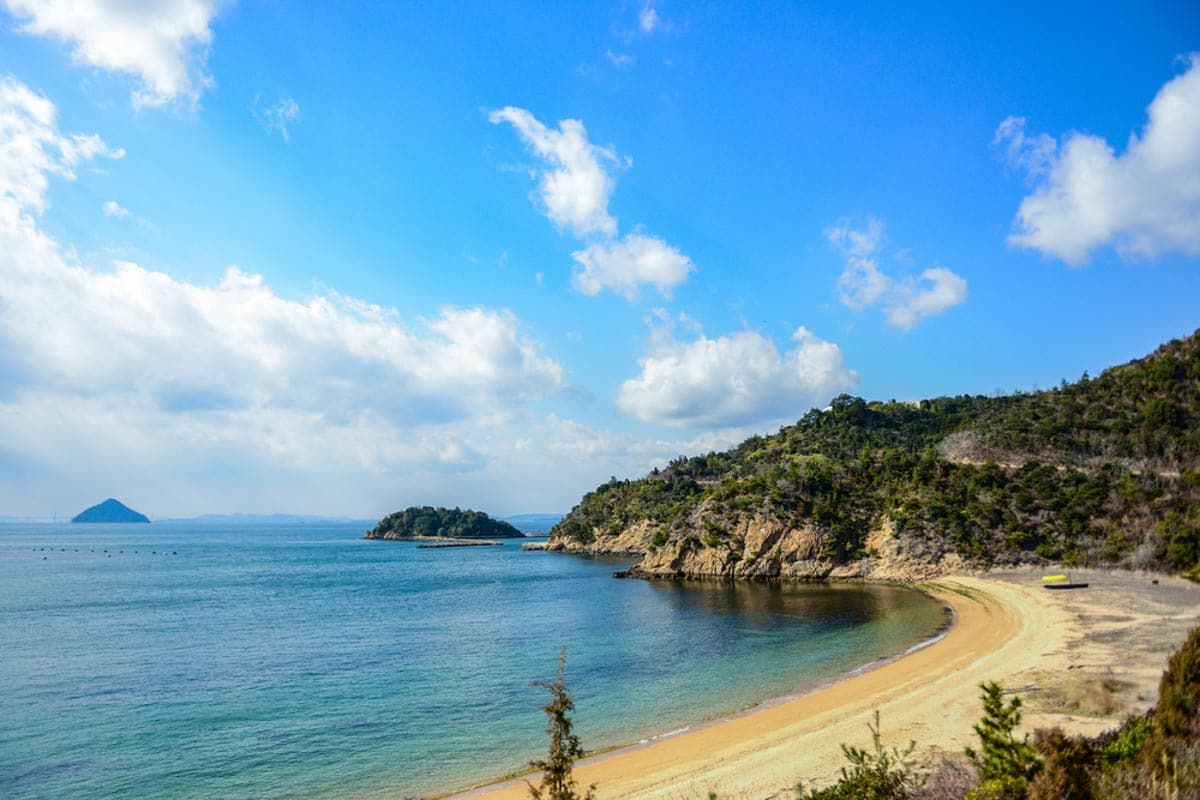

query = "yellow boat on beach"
[1043,573,1088,590]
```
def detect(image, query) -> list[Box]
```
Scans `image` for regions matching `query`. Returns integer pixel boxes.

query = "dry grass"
[1022,671,1130,717]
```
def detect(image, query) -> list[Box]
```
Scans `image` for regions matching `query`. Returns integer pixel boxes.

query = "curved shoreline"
[445,569,1199,800]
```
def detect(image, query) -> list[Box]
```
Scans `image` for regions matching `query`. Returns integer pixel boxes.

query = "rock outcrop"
[551,515,972,582]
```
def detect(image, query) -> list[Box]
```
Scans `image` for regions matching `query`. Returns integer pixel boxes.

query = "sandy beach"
[449,568,1199,800]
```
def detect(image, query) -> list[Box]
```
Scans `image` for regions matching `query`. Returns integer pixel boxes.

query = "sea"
[0,523,950,799]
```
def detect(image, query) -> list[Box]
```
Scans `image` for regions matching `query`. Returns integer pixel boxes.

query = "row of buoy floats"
[32,547,178,558]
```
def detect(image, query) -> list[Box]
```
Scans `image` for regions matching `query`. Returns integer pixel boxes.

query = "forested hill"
[365,507,524,540]
[548,330,1200,581]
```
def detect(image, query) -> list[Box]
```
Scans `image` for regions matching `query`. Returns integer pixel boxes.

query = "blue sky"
[0,1,1197,519]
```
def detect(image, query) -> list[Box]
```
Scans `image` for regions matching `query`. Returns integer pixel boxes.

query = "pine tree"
[795,709,916,799]
[527,648,596,800]
[966,681,1042,782]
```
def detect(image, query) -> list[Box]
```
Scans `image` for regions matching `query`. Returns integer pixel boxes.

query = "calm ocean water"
[0,523,948,799]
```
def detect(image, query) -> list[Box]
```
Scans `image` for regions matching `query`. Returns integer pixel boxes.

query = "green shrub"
[795,710,916,800]
[1097,715,1154,765]
[964,776,1028,800]
[966,682,1041,784]
[1135,623,1200,791]
[1154,625,1200,742]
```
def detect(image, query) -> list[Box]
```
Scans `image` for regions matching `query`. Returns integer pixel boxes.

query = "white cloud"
[488,106,619,237]
[827,218,967,330]
[0,78,562,424]
[253,95,301,142]
[884,268,969,331]
[2,0,223,108]
[828,217,889,309]
[0,76,582,516]
[638,3,661,34]
[606,50,636,68]
[490,106,697,302]
[616,325,856,428]
[571,232,693,299]
[1,258,565,427]
[992,116,1057,179]
[997,54,1200,265]
[103,199,129,218]
[0,76,123,218]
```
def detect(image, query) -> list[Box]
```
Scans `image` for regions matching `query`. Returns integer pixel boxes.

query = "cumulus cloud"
[1,259,565,427]
[571,232,693,299]
[884,268,969,331]
[2,0,223,108]
[0,76,575,515]
[827,218,967,330]
[616,323,856,428]
[0,78,562,422]
[488,106,619,237]
[253,95,301,141]
[997,54,1200,265]
[490,106,697,300]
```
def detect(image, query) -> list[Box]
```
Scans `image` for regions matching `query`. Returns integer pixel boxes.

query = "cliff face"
[548,514,968,582]
[626,519,968,582]
[547,331,1200,581]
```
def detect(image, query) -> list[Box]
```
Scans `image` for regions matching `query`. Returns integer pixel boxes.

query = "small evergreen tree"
[527,648,595,800]
[795,710,916,800]
[965,681,1041,795]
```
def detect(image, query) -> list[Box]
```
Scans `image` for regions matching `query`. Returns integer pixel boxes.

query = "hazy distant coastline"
[0,511,563,532]
[156,513,379,526]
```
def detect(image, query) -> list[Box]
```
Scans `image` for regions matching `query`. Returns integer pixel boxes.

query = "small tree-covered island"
[364,506,524,540]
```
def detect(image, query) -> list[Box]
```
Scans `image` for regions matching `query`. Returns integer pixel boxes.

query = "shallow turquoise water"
[0,523,948,799]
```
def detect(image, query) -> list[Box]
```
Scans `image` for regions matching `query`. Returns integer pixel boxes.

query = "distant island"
[365,506,524,540]
[71,498,150,524]
[503,513,563,534]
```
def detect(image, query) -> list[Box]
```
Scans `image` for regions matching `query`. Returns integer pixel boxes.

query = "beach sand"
[449,568,1199,800]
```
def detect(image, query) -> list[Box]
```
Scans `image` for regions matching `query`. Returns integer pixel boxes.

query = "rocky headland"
[544,330,1200,583]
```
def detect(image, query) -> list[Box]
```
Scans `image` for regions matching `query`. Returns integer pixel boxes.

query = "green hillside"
[550,331,1200,579]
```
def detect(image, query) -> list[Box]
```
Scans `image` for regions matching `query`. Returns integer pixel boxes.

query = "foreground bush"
[796,710,917,800]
